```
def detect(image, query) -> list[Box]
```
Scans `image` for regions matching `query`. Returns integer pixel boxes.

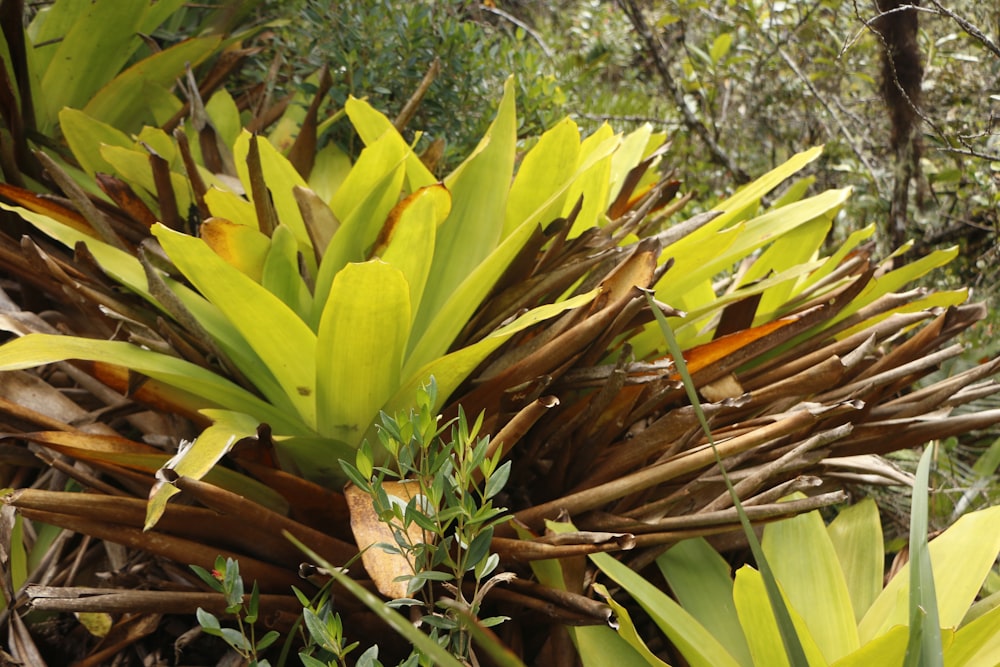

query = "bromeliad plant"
[0,58,999,663]
[0,78,612,529]
[563,474,1000,666]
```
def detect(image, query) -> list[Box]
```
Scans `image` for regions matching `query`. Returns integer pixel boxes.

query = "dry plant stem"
[25,585,303,618]
[702,425,853,511]
[162,473,359,569]
[479,395,559,481]
[500,578,613,624]
[513,409,818,531]
[393,57,440,133]
[34,151,128,251]
[13,507,302,591]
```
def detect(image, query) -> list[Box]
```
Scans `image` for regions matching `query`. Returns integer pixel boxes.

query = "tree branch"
[617,0,750,184]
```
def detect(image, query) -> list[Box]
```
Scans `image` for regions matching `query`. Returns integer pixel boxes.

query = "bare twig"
[479,4,554,58]
[617,0,750,184]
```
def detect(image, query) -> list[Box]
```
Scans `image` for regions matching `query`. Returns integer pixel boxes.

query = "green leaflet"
[315,260,410,446]
[85,36,223,134]
[154,224,319,428]
[733,567,830,667]
[833,247,961,334]
[742,215,832,324]
[763,500,861,662]
[828,499,884,625]
[659,539,753,666]
[412,76,517,337]
[589,549,741,667]
[859,504,1000,643]
[308,141,353,204]
[287,535,466,667]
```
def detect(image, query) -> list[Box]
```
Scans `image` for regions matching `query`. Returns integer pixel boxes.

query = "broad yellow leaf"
[859,505,1000,642]
[316,260,410,445]
[828,499,883,624]
[154,224,318,428]
[763,505,860,662]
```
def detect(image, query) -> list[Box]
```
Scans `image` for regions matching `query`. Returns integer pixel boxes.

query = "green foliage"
[578,483,1000,666]
[0,81,613,527]
[287,534,467,667]
[191,556,281,667]
[341,380,512,662]
[268,0,565,169]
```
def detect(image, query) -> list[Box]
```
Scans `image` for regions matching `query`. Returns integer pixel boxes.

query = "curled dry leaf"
[345,480,435,599]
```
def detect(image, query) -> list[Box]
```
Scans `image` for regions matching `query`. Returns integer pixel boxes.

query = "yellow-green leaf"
[828,498,883,624]
[345,96,436,193]
[659,539,753,666]
[380,185,451,321]
[389,289,598,423]
[829,627,909,667]
[145,409,260,529]
[262,224,313,320]
[200,218,271,283]
[763,505,860,662]
[84,36,223,133]
[588,547,741,667]
[0,335,295,431]
[35,3,147,132]
[592,584,672,666]
[412,76,517,338]
[944,603,1000,667]
[503,117,580,238]
[312,132,408,323]
[859,505,1000,643]
[154,224,318,428]
[565,123,617,237]
[100,144,193,217]
[59,108,133,177]
[733,566,830,667]
[316,260,410,446]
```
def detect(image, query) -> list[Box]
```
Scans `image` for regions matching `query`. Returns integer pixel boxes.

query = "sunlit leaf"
[145,409,261,528]
[153,224,318,427]
[659,539,753,666]
[316,260,410,445]
[763,501,860,662]
[828,499,883,624]
[411,78,517,339]
[859,504,1000,643]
